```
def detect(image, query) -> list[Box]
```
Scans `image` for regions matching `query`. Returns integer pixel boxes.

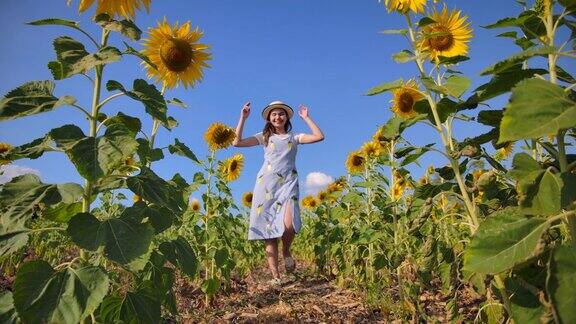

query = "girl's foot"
[284,256,296,273]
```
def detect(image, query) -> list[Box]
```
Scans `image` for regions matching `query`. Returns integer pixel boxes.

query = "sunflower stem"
[203,149,216,305]
[82,28,109,261]
[405,13,479,233]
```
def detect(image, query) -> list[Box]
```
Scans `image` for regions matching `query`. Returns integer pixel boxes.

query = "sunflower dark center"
[399,92,415,112]
[229,160,238,172]
[245,194,253,203]
[352,155,364,167]
[214,129,230,145]
[160,37,194,72]
[428,26,454,51]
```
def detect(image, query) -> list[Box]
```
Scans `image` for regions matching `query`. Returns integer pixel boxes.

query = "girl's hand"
[241,102,251,120]
[298,104,309,119]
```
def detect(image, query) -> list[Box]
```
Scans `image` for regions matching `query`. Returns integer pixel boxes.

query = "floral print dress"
[248,132,303,240]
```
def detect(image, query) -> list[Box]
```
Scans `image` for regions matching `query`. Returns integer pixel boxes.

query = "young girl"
[233,100,324,285]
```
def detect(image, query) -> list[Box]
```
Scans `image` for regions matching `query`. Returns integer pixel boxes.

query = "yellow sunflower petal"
[204,122,236,151]
[391,79,424,119]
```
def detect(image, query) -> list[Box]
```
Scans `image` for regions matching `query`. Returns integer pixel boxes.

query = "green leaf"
[437,55,469,65]
[477,110,503,127]
[127,167,185,213]
[400,144,434,166]
[521,170,562,215]
[444,75,471,98]
[27,18,79,29]
[420,76,447,95]
[414,182,453,199]
[43,202,82,223]
[159,236,198,277]
[547,246,576,324]
[167,98,187,108]
[94,14,142,40]
[168,138,200,164]
[103,112,142,136]
[67,123,138,182]
[418,17,436,27]
[48,36,121,80]
[68,211,154,271]
[556,65,576,84]
[414,98,456,123]
[365,79,403,96]
[123,42,157,70]
[481,46,556,76]
[499,78,576,143]
[107,79,168,126]
[136,138,164,166]
[99,286,161,324]
[13,260,109,324]
[145,206,174,234]
[505,277,545,324]
[0,291,19,324]
[201,278,221,296]
[379,29,408,35]
[463,207,548,274]
[0,81,74,120]
[496,31,518,38]
[473,67,547,102]
[392,50,415,63]
[484,11,546,39]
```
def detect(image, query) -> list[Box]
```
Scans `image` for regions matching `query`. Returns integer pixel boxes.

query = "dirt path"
[175,259,384,323]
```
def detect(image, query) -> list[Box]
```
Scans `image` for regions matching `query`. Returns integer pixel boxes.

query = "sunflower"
[326,177,346,194]
[372,127,391,152]
[0,143,12,165]
[382,0,426,14]
[242,192,253,208]
[71,0,151,19]
[391,79,424,119]
[317,190,328,203]
[190,198,201,212]
[418,6,473,62]
[301,195,320,209]
[346,150,366,174]
[392,182,406,201]
[132,194,142,204]
[142,18,211,89]
[472,169,485,183]
[220,154,244,182]
[204,122,236,151]
[362,141,383,159]
[495,142,514,161]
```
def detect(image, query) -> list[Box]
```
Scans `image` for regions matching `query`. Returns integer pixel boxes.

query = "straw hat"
[261,101,294,120]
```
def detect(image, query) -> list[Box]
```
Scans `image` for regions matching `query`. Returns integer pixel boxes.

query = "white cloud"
[304,171,333,195]
[0,164,41,184]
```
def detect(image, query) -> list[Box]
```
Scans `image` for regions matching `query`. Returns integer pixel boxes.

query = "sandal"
[284,256,296,273]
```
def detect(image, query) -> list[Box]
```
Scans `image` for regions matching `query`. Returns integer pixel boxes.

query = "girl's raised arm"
[233,101,260,147]
[297,104,325,144]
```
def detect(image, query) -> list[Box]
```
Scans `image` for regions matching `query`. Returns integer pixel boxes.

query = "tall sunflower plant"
[0,1,213,322]
[371,0,575,322]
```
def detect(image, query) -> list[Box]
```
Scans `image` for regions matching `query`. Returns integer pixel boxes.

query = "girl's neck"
[273,127,287,135]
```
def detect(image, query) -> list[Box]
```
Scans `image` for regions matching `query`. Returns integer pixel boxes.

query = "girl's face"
[268,108,288,129]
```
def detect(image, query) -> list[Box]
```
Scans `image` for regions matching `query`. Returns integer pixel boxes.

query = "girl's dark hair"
[262,110,292,146]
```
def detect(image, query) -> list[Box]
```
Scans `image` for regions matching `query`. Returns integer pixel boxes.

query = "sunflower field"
[1,0,575,323]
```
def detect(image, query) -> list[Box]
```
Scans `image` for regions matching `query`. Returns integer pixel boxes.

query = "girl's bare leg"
[264,239,280,279]
[282,202,295,259]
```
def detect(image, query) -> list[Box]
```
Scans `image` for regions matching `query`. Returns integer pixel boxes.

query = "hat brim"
[262,103,294,120]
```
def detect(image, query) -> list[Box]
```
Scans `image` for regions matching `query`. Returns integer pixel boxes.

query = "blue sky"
[0,0,568,204]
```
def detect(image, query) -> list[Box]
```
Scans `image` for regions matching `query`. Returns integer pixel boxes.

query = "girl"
[233,100,324,285]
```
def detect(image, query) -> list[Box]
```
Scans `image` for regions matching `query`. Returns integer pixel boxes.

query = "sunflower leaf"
[27,18,80,29]
[379,29,408,35]
[106,79,168,126]
[48,36,121,80]
[167,98,187,108]
[418,17,436,27]
[0,81,75,120]
[168,138,200,164]
[480,46,556,76]
[496,31,518,38]
[13,261,109,324]
[472,67,547,102]
[547,246,576,324]
[499,78,576,143]
[437,55,469,65]
[365,79,403,96]
[123,42,157,70]
[392,50,415,63]
[444,75,471,98]
[95,14,142,41]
